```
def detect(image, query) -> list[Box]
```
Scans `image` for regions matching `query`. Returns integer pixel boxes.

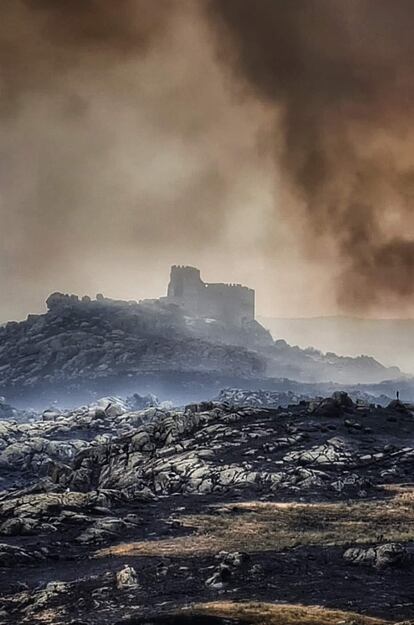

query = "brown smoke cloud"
[0,0,275,321]
[1,1,414,322]
[207,0,414,313]
[0,0,172,113]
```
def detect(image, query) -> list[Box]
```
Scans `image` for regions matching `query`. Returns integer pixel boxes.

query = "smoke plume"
[207,0,414,312]
[1,1,414,320]
[0,0,274,321]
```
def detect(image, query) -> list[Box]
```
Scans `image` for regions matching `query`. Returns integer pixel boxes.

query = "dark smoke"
[0,0,173,112]
[0,1,271,321]
[207,0,414,312]
[2,1,413,321]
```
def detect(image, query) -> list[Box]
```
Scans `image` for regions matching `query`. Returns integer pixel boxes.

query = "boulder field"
[1,392,414,623]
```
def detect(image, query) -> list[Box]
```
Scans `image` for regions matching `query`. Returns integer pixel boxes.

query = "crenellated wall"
[166,265,255,326]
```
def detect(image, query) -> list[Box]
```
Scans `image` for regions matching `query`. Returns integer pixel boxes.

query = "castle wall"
[203,284,254,325]
[166,266,255,326]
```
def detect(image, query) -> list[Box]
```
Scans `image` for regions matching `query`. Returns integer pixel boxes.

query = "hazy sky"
[1,1,414,322]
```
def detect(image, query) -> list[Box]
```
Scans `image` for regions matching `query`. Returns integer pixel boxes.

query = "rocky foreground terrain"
[1,391,414,624]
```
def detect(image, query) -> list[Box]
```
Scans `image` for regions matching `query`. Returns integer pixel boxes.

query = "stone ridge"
[0,295,265,393]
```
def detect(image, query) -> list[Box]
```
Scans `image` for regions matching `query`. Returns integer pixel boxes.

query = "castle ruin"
[165,265,255,326]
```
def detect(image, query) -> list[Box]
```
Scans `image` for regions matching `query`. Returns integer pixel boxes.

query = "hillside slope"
[0,294,403,404]
[0,294,264,394]
[260,315,414,373]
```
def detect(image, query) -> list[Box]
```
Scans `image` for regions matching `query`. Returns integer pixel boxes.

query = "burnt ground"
[1,395,414,624]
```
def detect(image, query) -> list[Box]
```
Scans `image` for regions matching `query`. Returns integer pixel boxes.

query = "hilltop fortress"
[165,265,255,327]
[0,266,402,398]
[45,265,255,329]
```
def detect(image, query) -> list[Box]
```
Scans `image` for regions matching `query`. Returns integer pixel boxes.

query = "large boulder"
[116,565,139,589]
[344,543,409,569]
[313,392,354,417]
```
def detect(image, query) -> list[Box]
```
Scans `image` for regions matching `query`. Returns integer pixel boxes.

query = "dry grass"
[27,609,63,624]
[96,491,414,559]
[192,601,389,625]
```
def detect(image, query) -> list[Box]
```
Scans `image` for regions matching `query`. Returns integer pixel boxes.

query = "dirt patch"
[193,602,389,625]
[123,615,240,625]
[96,493,414,558]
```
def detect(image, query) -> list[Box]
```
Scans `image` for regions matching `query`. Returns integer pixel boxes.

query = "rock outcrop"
[343,543,409,569]
[1,391,414,623]
[0,295,265,396]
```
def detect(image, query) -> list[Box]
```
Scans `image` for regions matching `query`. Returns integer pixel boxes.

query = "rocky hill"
[265,339,402,384]
[0,294,265,398]
[0,293,404,405]
[261,315,414,374]
[1,392,414,623]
